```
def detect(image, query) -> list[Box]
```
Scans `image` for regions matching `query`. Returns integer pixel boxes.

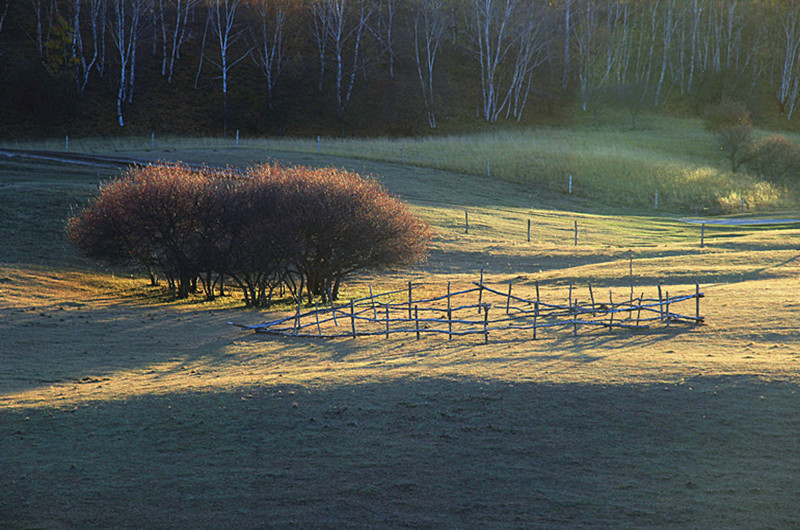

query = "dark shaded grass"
[2,377,798,528]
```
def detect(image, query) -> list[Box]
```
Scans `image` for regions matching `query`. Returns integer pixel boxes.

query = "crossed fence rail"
[232,273,704,343]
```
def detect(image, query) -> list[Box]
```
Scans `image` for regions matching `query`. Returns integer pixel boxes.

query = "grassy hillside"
[2,132,800,527]
[6,114,796,215]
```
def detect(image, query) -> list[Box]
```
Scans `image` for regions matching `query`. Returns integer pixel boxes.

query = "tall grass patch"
[5,115,796,213]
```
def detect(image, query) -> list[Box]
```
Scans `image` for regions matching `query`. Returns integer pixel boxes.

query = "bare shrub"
[67,164,234,298]
[67,162,432,305]
[262,165,432,302]
[748,135,800,185]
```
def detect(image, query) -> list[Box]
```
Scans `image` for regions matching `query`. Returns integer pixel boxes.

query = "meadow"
[1,117,800,527]
[6,114,796,214]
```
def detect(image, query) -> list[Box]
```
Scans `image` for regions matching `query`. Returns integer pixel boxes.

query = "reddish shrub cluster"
[66,163,432,306]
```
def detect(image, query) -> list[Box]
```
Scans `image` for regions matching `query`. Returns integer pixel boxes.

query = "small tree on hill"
[703,97,754,173]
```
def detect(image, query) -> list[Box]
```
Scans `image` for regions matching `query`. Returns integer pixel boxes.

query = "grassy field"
[5,114,798,214]
[2,123,800,527]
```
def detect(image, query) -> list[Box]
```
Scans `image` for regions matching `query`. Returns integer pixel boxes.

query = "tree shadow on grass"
[2,375,799,528]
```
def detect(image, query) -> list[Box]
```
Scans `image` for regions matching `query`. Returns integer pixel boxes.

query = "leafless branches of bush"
[66,163,432,305]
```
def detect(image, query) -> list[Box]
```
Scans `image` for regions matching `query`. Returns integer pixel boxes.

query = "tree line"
[1,0,800,137]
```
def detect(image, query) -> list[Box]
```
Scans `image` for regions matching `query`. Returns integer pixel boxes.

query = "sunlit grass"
[3,114,798,213]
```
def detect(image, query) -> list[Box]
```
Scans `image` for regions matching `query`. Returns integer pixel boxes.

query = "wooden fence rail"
[232,274,704,342]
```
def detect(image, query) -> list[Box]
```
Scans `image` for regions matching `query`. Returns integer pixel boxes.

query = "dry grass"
[8,114,796,214]
[2,145,800,527]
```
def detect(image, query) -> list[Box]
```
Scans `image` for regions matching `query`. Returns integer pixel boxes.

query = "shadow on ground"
[1,376,798,528]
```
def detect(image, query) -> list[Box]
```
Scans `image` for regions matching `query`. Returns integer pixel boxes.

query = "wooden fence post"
[527,219,531,242]
[572,298,578,336]
[408,281,413,320]
[350,299,356,338]
[385,304,390,339]
[293,297,303,335]
[657,283,664,322]
[574,220,578,246]
[700,223,705,248]
[328,288,338,327]
[609,290,614,330]
[483,304,490,344]
[665,291,670,328]
[636,294,643,327]
[506,282,512,314]
[588,282,596,316]
[533,301,538,340]
[478,269,484,313]
[629,256,634,304]
[568,283,573,312]
[447,281,453,340]
[695,283,700,321]
[415,306,420,340]
[369,284,377,320]
[465,210,469,234]
[314,302,322,336]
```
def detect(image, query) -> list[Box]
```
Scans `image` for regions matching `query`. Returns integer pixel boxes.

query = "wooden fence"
[232,273,705,342]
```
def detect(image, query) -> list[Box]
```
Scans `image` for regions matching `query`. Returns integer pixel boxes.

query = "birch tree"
[469,0,551,122]
[653,0,678,105]
[110,0,145,126]
[312,0,374,116]
[411,0,448,127]
[369,0,397,77]
[506,1,552,120]
[156,0,198,83]
[573,0,599,110]
[310,0,332,92]
[559,0,575,89]
[249,0,292,108]
[204,0,250,135]
[469,0,519,122]
[68,0,107,92]
[774,0,800,119]
[0,2,8,37]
